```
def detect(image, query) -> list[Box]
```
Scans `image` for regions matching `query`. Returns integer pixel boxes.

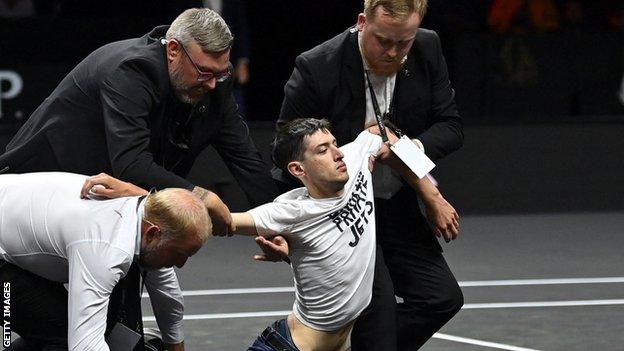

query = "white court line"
[143,310,292,322]
[463,299,624,309]
[143,298,624,322]
[140,279,623,349]
[434,333,542,351]
[141,277,624,298]
[459,277,624,287]
[146,300,624,350]
[177,287,294,297]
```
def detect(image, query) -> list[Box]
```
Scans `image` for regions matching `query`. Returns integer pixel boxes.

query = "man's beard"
[170,64,207,104]
[139,241,164,269]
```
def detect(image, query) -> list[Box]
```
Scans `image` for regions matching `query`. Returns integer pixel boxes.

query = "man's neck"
[306,185,344,200]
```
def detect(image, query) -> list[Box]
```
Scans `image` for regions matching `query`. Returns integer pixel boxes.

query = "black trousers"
[351,187,464,351]
[0,261,68,351]
[0,260,144,351]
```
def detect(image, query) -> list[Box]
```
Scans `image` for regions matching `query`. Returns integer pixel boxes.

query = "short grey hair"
[166,8,233,54]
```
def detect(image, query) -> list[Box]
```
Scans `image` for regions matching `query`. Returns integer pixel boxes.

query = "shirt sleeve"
[247,202,300,237]
[341,131,383,166]
[66,242,132,351]
[143,267,185,344]
[99,60,194,190]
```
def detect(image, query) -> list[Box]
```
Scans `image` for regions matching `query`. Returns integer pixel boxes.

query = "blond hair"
[364,0,428,20]
[144,188,211,243]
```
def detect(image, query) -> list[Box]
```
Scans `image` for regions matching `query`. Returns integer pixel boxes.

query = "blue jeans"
[248,319,300,351]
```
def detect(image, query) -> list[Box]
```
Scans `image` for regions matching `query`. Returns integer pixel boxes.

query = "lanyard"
[364,70,394,143]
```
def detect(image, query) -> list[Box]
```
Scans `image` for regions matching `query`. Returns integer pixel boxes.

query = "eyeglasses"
[142,218,160,232]
[142,218,165,241]
[176,40,231,83]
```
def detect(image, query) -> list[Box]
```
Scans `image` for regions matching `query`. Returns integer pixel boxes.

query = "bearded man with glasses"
[0,8,283,350]
[0,8,278,237]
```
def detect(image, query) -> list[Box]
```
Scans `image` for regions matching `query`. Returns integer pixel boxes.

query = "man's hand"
[193,187,234,236]
[368,155,376,172]
[366,125,400,165]
[424,193,460,242]
[366,124,399,144]
[254,235,289,262]
[80,173,148,199]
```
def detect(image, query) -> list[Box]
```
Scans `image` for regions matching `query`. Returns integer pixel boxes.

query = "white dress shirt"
[0,172,184,350]
[358,32,427,199]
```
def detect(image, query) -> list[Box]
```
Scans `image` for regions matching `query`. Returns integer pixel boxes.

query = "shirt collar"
[135,195,148,257]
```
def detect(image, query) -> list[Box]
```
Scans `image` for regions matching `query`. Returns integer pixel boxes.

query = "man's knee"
[437,282,463,320]
[403,282,464,322]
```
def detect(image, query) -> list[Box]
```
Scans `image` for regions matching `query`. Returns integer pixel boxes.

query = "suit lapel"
[343,29,366,141]
[394,43,426,127]
[394,59,412,127]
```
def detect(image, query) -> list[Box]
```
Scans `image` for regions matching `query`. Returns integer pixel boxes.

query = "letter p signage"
[0,70,23,119]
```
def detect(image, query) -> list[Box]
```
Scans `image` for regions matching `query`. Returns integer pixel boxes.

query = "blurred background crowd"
[1,0,623,127]
[1,0,623,214]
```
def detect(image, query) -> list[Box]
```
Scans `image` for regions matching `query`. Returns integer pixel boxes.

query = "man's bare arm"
[231,213,258,236]
[366,127,460,242]
[231,213,290,262]
[192,186,234,236]
[80,173,234,236]
[398,171,459,242]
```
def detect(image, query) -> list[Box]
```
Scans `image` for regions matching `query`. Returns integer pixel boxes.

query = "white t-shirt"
[249,131,382,331]
[0,172,184,349]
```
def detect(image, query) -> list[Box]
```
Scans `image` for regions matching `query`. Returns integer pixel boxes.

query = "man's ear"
[142,223,161,247]
[287,161,305,178]
[357,13,366,31]
[166,39,181,62]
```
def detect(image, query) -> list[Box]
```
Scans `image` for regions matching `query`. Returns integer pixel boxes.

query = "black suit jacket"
[0,26,276,206]
[277,27,464,248]
[278,27,463,161]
